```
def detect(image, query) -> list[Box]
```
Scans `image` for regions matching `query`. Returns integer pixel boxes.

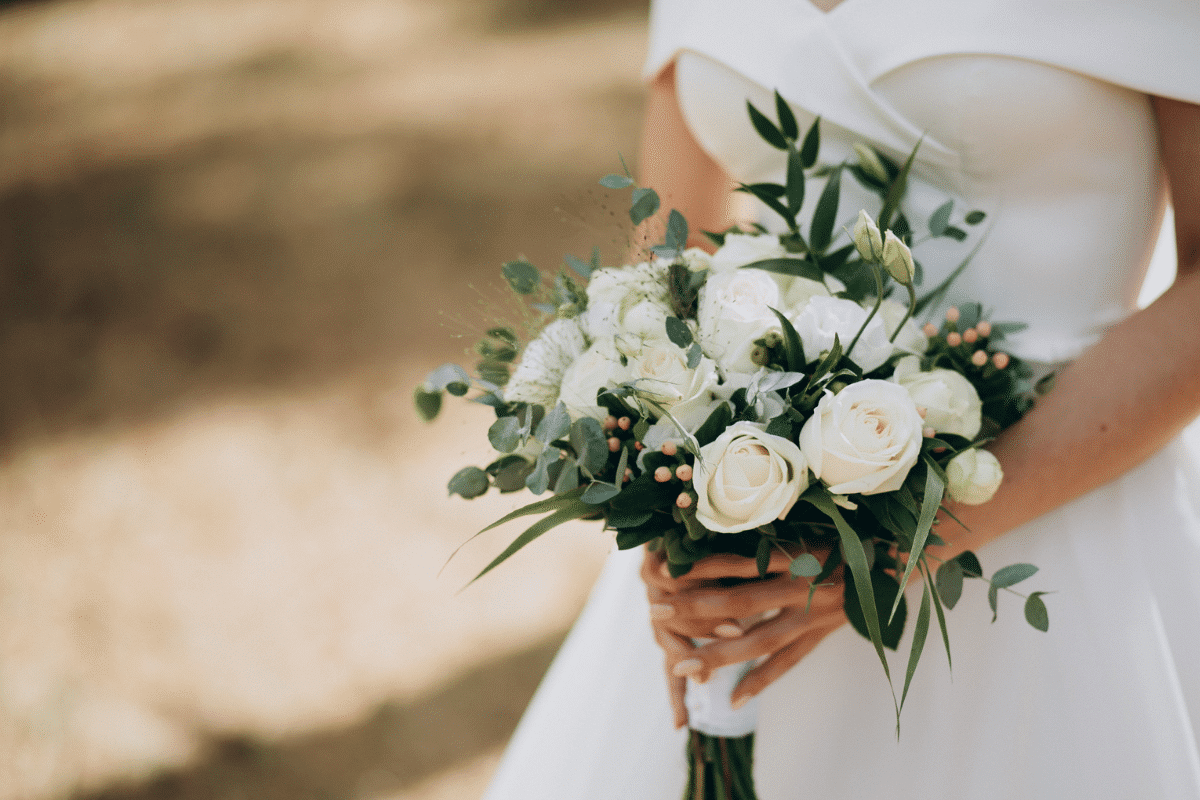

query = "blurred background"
[0,1,1183,798]
[0,0,649,797]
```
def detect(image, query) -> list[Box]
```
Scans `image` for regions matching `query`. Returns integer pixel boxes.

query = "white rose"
[946,449,1003,505]
[504,318,587,407]
[628,342,720,416]
[709,233,787,273]
[694,421,809,533]
[782,272,846,312]
[581,261,673,341]
[789,295,892,374]
[558,337,628,420]
[877,298,928,355]
[681,247,714,274]
[890,355,982,439]
[799,379,923,495]
[697,269,783,375]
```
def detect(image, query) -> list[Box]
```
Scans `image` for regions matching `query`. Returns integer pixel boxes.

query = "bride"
[485,0,1200,796]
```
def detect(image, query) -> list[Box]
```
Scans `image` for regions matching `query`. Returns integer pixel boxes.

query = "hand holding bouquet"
[419,94,1050,800]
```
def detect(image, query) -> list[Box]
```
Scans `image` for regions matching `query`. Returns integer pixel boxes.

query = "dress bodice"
[645,0,1200,364]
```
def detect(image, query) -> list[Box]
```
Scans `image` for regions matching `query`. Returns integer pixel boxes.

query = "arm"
[641,90,1200,727]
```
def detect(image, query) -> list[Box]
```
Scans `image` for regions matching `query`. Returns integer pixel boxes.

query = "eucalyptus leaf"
[936,558,964,609]
[502,260,540,295]
[991,563,1038,588]
[746,100,788,150]
[426,363,470,392]
[487,416,523,453]
[790,552,823,578]
[493,458,535,493]
[535,402,571,445]
[414,387,442,421]
[630,187,660,226]
[599,173,634,189]
[447,466,489,499]
[564,253,593,279]
[553,455,580,494]
[928,200,953,237]
[665,316,693,348]
[943,225,968,241]
[686,343,702,369]
[665,209,689,251]
[571,417,609,475]
[956,550,983,578]
[1024,592,1050,632]
[964,210,987,225]
[988,583,999,622]
[524,448,558,495]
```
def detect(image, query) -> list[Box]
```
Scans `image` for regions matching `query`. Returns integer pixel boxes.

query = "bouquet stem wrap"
[683,650,760,799]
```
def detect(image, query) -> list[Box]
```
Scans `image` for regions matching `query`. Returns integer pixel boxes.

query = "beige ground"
[0,1,647,797]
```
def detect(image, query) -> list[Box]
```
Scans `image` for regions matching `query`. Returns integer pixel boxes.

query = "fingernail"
[649,604,675,620]
[713,623,742,638]
[672,658,703,677]
[761,607,781,621]
[731,695,750,710]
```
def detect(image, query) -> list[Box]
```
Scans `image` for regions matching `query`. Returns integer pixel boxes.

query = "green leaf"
[599,173,634,189]
[799,117,821,168]
[553,455,579,493]
[524,448,557,495]
[957,550,983,578]
[806,491,896,692]
[741,257,823,282]
[924,560,953,671]
[447,466,489,499]
[756,537,772,578]
[607,509,653,529]
[988,583,999,622]
[686,343,702,369]
[564,253,593,279]
[535,402,571,445]
[900,582,932,711]
[935,558,964,609]
[878,137,922,230]
[493,458,534,492]
[928,200,953,237]
[426,363,471,391]
[630,187,660,226]
[469,499,596,583]
[1024,592,1050,632]
[582,482,621,504]
[809,166,842,253]
[488,416,523,453]
[665,316,693,348]
[570,417,609,475]
[765,415,793,438]
[502,260,540,295]
[991,563,1038,588]
[786,147,806,213]
[889,458,945,623]
[768,307,807,372]
[844,567,908,651]
[964,210,987,225]
[943,225,968,241]
[790,552,822,578]
[746,100,788,149]
[774,89,798,140]
[414,387,442,421]
[665,209,689,251]
[693,402,733,448]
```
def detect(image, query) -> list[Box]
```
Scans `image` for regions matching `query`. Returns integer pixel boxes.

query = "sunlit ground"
[0,1,1187,798]
[0,1,646,797]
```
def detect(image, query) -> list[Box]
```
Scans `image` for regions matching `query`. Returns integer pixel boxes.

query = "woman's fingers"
[652,624,695,728]
[731,622,842,706]
[689,602,844,671]
[664,575,842,623]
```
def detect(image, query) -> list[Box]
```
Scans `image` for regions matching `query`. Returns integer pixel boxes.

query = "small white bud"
[946,449,1004,505]
[881,230,915,284]
[852,210,884,262]
[854,143,890,184]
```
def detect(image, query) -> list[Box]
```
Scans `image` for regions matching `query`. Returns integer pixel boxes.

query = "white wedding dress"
[484,1,1200,797]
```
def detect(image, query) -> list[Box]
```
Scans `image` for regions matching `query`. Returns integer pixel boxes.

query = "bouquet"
[418,94,1050,800]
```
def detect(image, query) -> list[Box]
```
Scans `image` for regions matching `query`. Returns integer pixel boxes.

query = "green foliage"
[1024,592,1050,631]
[502,260,540,294]
[809,166,842,253]
[747,100,788,150]
[599,173,634,189]
[414,387,442,422]
[488,416,523,453]
[447,467,489,499]
[630,187,660,226]
[666,316,693,348]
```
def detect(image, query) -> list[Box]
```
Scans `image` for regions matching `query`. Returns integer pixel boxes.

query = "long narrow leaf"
[889,459,945,623]
[923,559,953,671]
[809,166,842,253]
[805,491,895,695]
[900,582,932,714]
[768,307,807,372]
[442,487,587,571]
[469,499,595,584]
[742,257,822,281]
[878,137,922,230]
[747,101,788,150]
